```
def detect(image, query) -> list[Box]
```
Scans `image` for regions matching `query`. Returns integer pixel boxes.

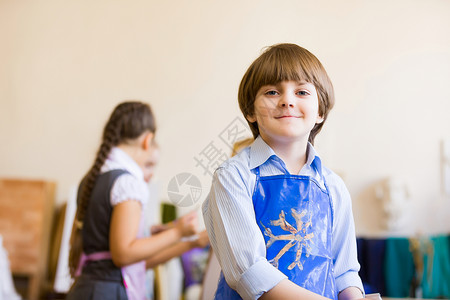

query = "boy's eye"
[265,90,278,96]
[297,90,310,96]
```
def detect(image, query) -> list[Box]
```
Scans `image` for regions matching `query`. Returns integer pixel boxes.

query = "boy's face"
[247,80,323,145]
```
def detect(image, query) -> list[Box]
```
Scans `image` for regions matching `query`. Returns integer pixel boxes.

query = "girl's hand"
[175,211,198,237]
[192,230,210,248]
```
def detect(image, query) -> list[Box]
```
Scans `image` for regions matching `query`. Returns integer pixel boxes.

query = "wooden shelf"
[0,179,56,300]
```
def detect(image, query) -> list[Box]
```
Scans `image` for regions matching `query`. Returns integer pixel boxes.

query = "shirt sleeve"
[202,165,287,300]
[328,173,364,294]
[110,173,149,207]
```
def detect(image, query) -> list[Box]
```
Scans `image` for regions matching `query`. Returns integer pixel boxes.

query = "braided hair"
[69,101,156,276]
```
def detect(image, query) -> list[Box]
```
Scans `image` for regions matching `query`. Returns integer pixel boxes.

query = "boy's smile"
[247,80,323,145]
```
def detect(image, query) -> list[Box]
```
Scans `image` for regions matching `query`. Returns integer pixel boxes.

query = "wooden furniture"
[0,179,56,300]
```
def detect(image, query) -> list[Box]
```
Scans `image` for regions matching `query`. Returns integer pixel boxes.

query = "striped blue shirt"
[202,136,363,300]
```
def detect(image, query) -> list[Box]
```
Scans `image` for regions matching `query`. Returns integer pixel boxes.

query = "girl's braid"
[76,103,133,223]
[69,102,145,276]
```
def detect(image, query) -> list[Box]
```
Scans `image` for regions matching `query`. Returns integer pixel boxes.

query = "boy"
[202,44,364,300]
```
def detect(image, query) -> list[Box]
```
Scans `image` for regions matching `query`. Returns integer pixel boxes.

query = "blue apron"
[215,166,337,299]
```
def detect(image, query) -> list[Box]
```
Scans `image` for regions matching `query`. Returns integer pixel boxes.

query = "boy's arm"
[329,174,365,296]
[260,279,331,300]
[338,287,364,300]
[203,166,287,299]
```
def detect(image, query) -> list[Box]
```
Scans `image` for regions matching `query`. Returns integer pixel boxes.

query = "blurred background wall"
[1,0,450,237]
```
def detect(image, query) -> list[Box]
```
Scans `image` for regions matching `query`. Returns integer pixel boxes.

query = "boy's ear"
[142,132,154,150]
[246,114,256,123]
[316,115,324,124]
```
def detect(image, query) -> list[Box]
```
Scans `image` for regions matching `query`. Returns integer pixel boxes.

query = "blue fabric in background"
[384,237,415,297]
[422,235,450,298]
[357,238,386,295]
[357,235,450,298]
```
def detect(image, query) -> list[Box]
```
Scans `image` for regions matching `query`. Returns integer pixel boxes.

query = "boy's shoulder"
[320,164,348,190]
[216,145,252,175]
[320,164,352,206]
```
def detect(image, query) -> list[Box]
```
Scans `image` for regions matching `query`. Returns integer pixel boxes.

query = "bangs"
[252,45,319,89]
[238,43,335,142]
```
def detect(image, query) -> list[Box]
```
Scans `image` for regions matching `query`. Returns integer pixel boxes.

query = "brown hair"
[238,43,335,145]
[231,137,254,157]
[68,101,156,276]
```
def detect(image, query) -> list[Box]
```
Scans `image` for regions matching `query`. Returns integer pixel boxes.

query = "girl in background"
[67,101,204,300]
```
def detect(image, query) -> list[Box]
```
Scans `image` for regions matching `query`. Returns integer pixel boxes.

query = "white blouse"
[100,147,149,207]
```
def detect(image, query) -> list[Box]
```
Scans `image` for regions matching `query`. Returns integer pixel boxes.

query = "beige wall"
[1,0,450,236]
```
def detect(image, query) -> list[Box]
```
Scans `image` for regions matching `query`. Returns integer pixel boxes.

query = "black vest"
[78,169,128,281]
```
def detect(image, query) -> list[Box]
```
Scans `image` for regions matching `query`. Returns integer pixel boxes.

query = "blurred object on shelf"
[0,234,22,299]
[0,179,56,300]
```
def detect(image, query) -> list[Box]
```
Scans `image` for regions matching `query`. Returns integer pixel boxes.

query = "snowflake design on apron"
[261,208,314,270]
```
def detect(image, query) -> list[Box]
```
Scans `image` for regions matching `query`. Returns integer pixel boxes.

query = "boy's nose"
[279,94,294,108]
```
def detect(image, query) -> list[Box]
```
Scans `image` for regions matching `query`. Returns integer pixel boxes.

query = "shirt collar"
[305,142,323,177]
[105,147,144,179]
[249,135,323,177]
[249,136,277,170]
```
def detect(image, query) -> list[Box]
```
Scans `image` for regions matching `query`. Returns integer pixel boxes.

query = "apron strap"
[253,166,260,177]
[75,251,112,277]
[251,166,261,198]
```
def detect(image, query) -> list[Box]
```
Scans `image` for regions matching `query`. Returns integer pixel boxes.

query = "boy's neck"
[265,137,309,175]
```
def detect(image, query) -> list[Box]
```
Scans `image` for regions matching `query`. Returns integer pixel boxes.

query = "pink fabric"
[121,260,147,300]
[75,250,146,300]
[121,210,147,300]
[75,251,112,277]
[75,210,147,299]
